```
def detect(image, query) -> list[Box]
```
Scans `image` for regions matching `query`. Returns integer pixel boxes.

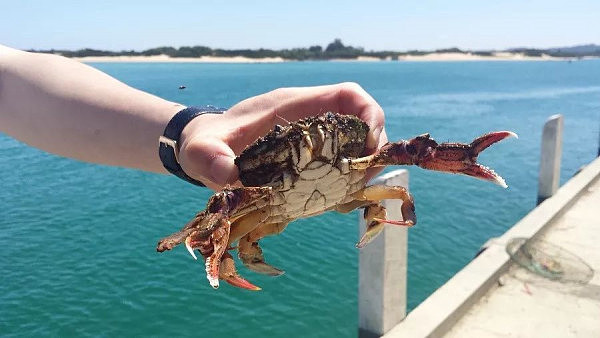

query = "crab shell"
[234,112,372,223]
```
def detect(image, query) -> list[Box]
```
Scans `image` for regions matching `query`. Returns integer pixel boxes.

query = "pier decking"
[383,156,600,338]
[444,163,600,337]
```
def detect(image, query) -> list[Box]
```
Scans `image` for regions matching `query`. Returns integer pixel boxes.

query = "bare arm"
[0,45,183,172]
[0,45,386,190]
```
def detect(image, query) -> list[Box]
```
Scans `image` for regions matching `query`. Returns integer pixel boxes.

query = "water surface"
[2,60,599,337]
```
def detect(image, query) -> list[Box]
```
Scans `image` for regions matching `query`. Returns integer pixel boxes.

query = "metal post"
[537,114,563,205]
[358,169,409,338]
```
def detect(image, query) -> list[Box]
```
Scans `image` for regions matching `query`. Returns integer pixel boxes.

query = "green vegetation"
[32,39,385,60]
[29,40,600,60]
[509,44,600,57]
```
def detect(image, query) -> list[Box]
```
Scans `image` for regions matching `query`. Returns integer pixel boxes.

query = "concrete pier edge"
[384,156,600,338]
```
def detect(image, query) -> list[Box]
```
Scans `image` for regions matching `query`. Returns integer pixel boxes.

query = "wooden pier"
[359,115,600,337]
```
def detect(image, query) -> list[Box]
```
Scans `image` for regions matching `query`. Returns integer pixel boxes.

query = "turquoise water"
[2,60,599,337]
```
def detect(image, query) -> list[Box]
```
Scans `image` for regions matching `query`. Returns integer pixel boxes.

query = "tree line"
[29,39,600,60]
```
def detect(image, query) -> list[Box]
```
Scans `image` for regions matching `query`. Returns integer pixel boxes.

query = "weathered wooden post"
[359,169,409,338]
[537,114,563,205]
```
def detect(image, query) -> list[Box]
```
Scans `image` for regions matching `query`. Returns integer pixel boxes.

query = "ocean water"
[1,60,599,337]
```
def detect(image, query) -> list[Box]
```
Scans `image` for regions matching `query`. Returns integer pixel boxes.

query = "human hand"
[177,82,387,190]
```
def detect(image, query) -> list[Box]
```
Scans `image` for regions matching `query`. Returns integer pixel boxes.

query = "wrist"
[158,106,227,186]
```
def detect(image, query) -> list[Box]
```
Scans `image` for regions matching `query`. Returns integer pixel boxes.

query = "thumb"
[179,136,238,187]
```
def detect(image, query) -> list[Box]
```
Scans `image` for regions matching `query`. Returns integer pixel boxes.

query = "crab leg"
[351,185,416,248]
[219,252,261,291]
[238,222,288,276]
[348,131,517,187]
[156,211,207,253]
[228,208,271,245]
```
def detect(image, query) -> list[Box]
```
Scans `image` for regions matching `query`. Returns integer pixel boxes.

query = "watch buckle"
[159,135,180,164]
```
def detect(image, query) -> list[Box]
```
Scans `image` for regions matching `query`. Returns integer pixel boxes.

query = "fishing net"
[506,237,594,284]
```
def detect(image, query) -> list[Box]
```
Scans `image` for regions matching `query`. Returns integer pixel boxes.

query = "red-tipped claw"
[192,217,231,290]
[220,253,261,291]
[414,131,517,188]
[224,276,262,291]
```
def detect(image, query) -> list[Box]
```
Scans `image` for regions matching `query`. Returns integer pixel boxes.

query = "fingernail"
[210,155,235,185]
[368,126,383,150]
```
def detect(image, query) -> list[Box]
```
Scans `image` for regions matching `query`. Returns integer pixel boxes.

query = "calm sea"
[2,60,599,337]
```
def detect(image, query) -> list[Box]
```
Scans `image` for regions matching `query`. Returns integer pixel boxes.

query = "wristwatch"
[158,105,226,186]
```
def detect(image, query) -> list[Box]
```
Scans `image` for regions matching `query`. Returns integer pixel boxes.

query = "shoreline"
[72,52,592,63]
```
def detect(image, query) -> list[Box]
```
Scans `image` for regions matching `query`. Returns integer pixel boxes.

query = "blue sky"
[3,0,598,51]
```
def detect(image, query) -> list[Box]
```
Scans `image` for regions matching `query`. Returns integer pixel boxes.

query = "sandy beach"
[397,52,561,61]
[70,52,574,63]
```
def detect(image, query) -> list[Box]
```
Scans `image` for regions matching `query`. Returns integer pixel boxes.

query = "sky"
[2,0,599,51]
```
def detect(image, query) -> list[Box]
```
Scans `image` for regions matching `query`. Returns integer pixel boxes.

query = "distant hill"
[508,44,600,57]
[29,40,600,60]
[547,44,600,56]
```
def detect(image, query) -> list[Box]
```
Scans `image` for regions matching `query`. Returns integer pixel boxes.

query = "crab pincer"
[158,187,272,291]
[414,131,518,187]
[350,131,515,248]
[181,215,261,291]
[351,131,517,187]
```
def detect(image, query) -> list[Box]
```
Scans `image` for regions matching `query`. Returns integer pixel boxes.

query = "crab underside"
[157,112,516,290]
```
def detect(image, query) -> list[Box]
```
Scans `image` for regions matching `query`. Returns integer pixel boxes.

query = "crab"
[157,112,516,290]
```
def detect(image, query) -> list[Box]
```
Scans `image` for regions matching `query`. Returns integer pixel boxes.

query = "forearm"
[0,47,386,188]
[0,45,183,173]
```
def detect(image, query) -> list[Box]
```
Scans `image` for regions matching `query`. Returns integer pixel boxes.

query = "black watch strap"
[158,105,226,186]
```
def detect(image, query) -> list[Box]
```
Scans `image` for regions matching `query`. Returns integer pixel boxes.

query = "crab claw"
[349,131,516,188]
[417,131,517,188]
[199,217,232,289]
[185,236,198,260]
[356,204,414,248]
[219,252,261,291]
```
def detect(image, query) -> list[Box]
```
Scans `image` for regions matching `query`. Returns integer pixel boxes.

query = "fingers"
[335,83,385,150]
[296,82,385,151]
[227,82,386,152]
